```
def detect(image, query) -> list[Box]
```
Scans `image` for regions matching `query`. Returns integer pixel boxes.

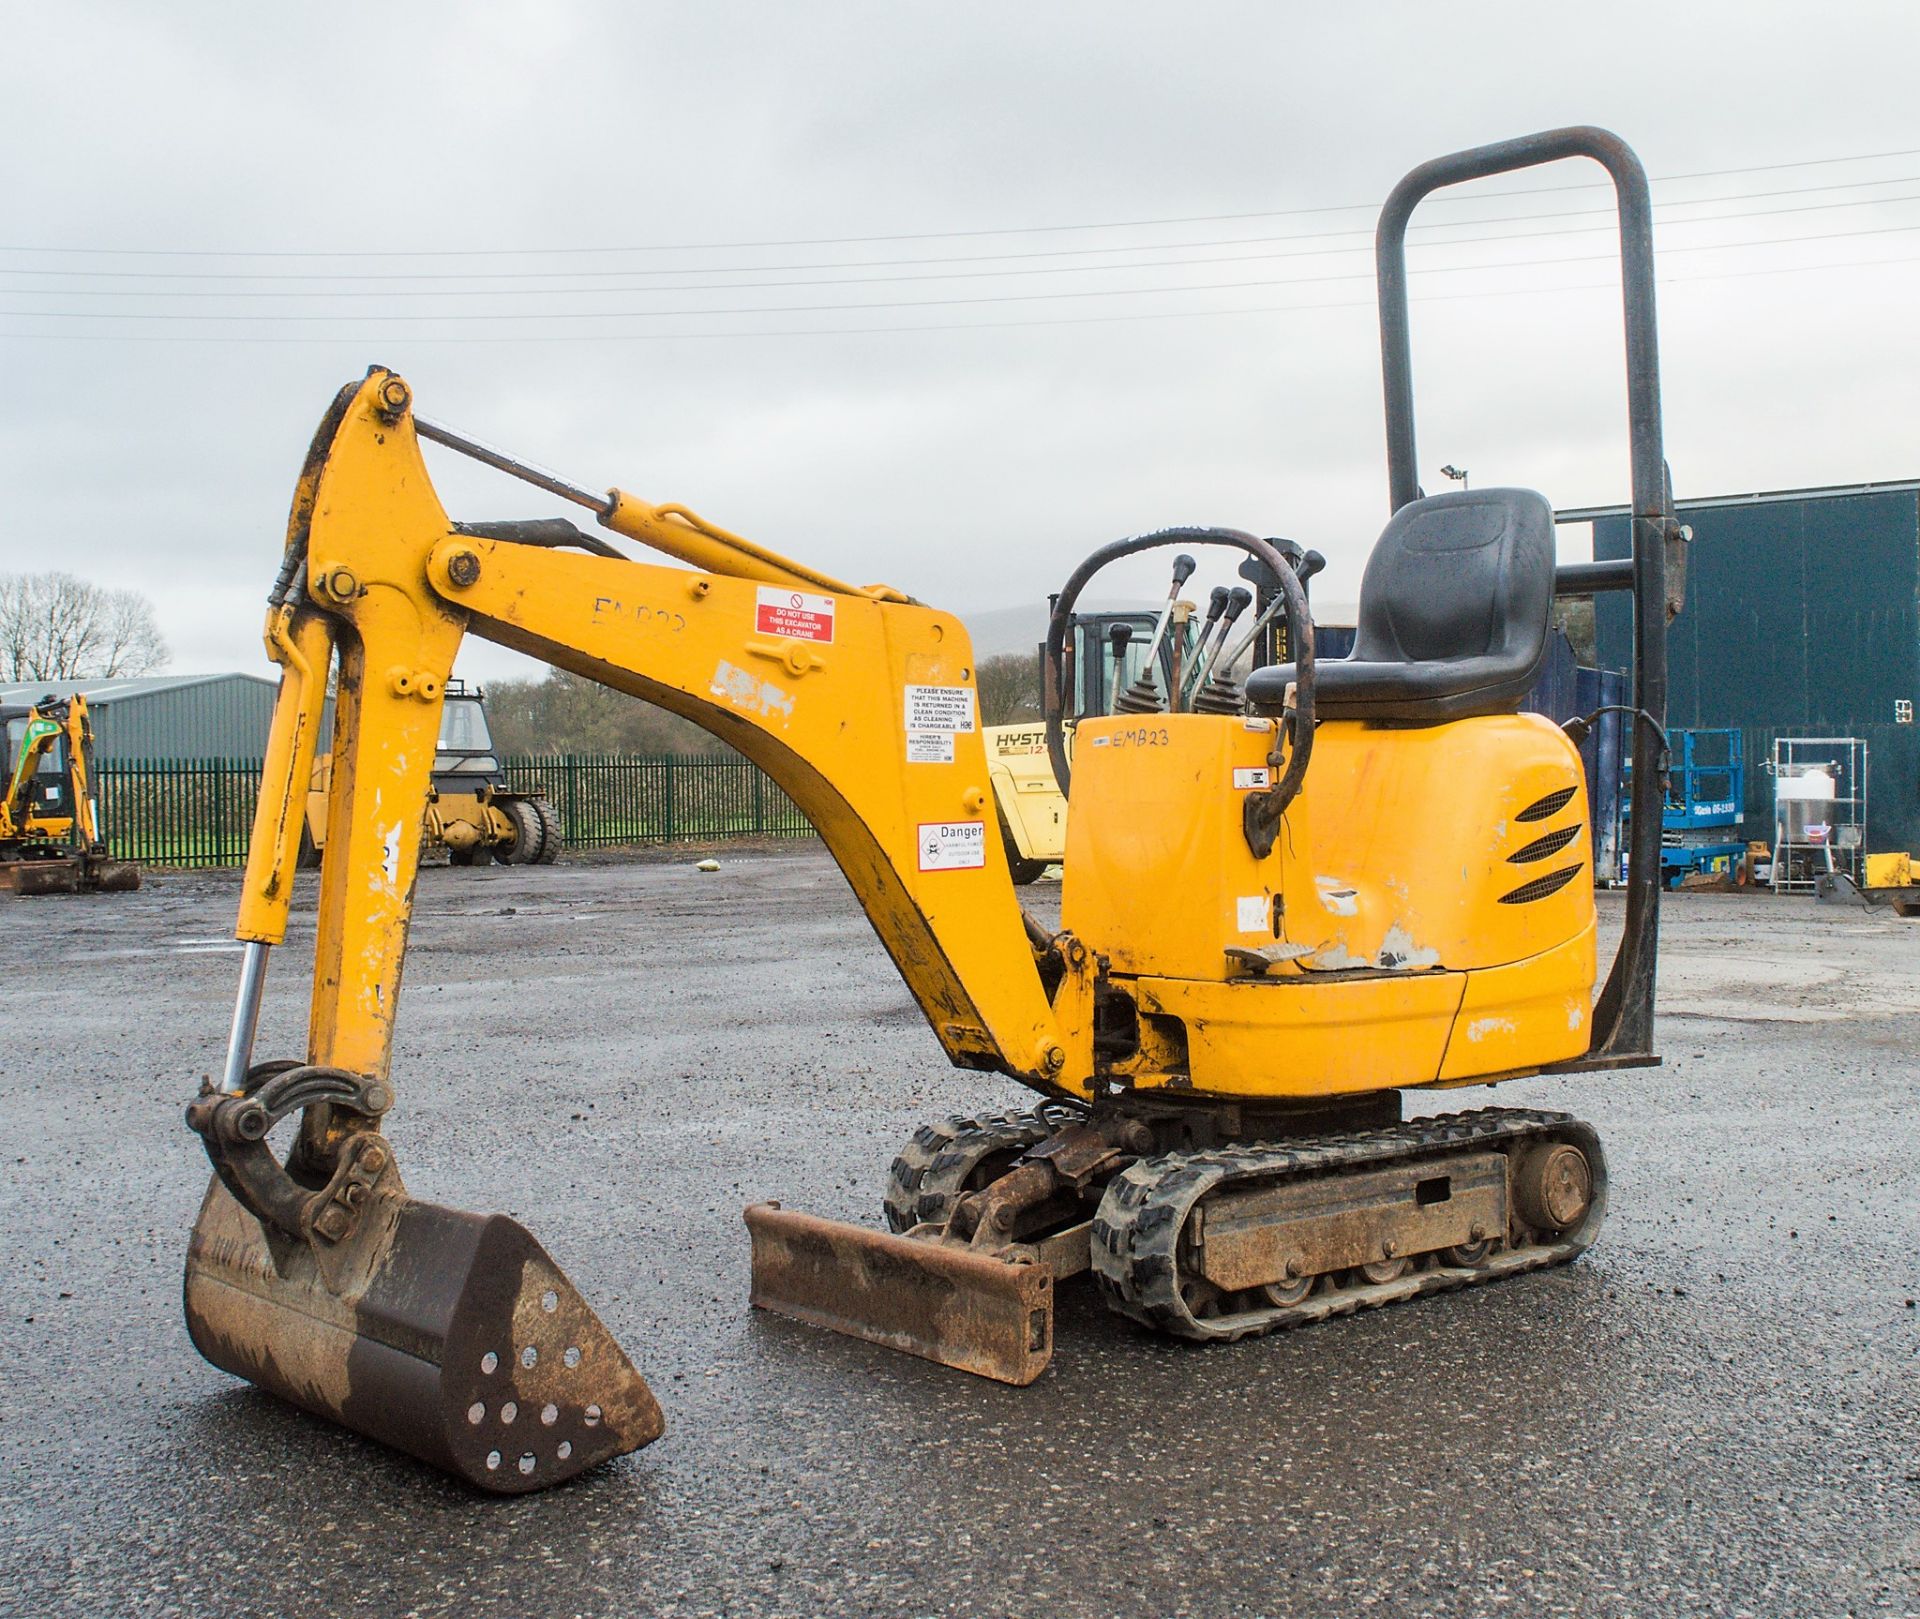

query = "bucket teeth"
[185,1177,662,1493]
[744,1202,1054,1386]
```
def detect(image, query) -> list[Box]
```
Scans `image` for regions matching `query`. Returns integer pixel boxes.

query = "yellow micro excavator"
[183,127,1686,1495]
[0,692,140,894]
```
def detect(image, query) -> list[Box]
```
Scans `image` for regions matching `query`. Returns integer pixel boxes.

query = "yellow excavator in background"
[184,127,1684,1495]
[0,692,140,895]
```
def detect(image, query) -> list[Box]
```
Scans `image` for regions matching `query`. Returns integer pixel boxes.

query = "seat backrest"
[1350,488,1555,668]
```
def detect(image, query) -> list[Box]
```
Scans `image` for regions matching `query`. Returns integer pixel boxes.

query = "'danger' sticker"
[917,820,985,870]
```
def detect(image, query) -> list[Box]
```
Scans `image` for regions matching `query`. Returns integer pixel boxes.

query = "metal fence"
[96,757,262,869]
[93,754,815,869]
[499,755,813,848]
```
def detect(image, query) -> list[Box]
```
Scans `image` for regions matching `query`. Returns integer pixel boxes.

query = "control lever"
[1174,587,1230,711]
[1182,586,1249,706]
[1209,547,1325,689]
[1104,622,1135,713]
[1198,545,1322,714]
[1114,554,1196,713]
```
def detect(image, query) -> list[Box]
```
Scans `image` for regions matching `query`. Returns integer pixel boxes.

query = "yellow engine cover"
[1060,711,1596,1098]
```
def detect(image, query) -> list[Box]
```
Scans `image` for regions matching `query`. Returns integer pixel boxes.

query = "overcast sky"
[3,2,1917,683]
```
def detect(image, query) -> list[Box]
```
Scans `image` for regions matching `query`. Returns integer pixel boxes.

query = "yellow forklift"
[183,127,1684,1494]
[0,693,140,895]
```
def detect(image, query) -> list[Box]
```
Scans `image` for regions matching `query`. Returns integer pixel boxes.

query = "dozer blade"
[185,1177,662,1493]
[744,1202,1053,1385]
[0,858,81,895]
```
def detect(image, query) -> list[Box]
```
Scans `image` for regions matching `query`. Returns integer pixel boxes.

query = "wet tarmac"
[1,847,1915,1617]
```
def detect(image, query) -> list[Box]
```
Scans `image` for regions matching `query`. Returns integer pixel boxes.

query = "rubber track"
[1090,1106,1607,1342]
[882,1104,1081,1233]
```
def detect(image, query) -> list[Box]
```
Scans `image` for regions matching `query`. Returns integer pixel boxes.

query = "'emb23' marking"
[593,596,687,635]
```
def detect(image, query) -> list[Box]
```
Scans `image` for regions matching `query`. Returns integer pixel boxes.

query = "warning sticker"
[1236,895,1268,933]
[906,731,956,765]
[1232,766,1271,790]
[904,684,976,734]
[918,820,986,871]
[755,586,836,644]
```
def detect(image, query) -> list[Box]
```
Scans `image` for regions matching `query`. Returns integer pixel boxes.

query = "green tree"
[485,668,731,757]
[975,651,1040,727]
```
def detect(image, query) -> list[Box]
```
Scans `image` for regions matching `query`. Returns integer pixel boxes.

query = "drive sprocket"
[882,1103,1084,1233]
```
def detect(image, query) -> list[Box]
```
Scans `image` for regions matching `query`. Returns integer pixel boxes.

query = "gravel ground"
[0,846,1915,1618]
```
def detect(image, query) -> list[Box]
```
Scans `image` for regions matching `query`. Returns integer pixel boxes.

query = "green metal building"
[0,673,277,762]
[1573,479,1920,854]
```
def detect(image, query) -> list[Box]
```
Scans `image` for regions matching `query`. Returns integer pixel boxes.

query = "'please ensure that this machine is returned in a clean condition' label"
[904,684,977,765]
[917,820,986,871]
[754,587,836,644]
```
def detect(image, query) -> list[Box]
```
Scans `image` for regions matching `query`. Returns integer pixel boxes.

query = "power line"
[4,248,1913,347]
[3,145,1917,263]
[11,174,1919,295]
[6,219,1917,326]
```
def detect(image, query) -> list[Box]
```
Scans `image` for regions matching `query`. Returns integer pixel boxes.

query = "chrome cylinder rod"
[219,940,270,1095]
[414,415,612,516]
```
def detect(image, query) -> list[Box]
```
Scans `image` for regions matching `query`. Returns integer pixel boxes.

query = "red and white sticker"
[1232,766,1271,790]
[755,586,836,644]
[917,819,985,871]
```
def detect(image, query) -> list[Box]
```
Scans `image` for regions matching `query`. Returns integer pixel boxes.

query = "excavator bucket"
[83,857,140,892]
[744,1203,1054,1385]
[185,1176,663,1493]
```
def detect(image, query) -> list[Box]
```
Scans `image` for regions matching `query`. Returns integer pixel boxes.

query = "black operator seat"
[1247,487,1556,724]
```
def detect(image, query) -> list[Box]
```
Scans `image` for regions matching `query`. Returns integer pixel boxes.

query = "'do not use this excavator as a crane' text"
[183,128,1688,1494]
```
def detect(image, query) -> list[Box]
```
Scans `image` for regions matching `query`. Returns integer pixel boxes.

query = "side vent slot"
[1499,865,1584,905]
[1508,824,1583,863]
[1516,785,1577,822]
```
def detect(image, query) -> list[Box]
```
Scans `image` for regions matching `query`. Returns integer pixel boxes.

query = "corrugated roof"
[0,671,274,707]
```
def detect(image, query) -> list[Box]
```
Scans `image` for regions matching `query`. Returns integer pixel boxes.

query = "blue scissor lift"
[1621,728,1747,887]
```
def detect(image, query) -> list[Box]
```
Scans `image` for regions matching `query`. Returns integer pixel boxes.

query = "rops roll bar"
[1375,125,1681,1060]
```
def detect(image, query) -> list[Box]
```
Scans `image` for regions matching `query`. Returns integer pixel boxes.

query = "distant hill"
[960,598,1155,661]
